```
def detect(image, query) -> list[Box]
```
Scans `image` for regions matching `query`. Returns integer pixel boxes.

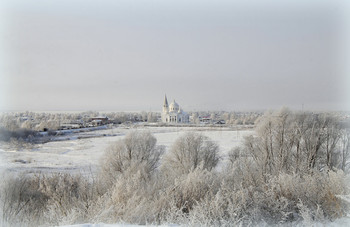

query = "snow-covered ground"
[1,126,350,227]
[0,126,253,174]
[61,224,179,227]
[59,217,350,227]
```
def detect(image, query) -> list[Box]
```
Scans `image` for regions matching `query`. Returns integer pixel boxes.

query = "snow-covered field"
[0,126,253,174]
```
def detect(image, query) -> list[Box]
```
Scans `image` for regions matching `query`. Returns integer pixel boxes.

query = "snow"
[61,224,179,227]
[0,126,253,174]
[58,217,350,227]
[1,125,349,226]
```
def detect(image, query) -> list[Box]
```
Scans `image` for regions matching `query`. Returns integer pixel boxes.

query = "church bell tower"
[163,94,169,113]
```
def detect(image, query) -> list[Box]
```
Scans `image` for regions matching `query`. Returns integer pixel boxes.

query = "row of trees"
[190,111,261,125]
[239,108,350,174]
[0,111,160,132]
[0,111,264,134]
[1,109,349,226]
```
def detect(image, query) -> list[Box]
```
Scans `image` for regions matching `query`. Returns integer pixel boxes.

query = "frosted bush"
[99,131,164,188]
[0,172,100,227]
[161,132,220,178]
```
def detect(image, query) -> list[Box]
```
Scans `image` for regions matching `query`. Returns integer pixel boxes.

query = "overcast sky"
[1,0,349,112]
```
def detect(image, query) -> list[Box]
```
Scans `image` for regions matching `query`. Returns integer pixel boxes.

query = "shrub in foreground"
[161,132,220,177]
[99,131,164,189]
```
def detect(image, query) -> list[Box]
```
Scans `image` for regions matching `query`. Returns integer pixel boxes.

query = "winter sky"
[0,0,349,112]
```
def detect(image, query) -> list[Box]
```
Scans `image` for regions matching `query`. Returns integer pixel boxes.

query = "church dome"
[169,100,179,112]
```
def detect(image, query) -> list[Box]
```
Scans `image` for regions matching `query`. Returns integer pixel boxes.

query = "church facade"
[161,95,189,123]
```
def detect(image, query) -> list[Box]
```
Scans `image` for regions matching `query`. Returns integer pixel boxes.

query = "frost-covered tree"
[339,128,350,172]
[147,112,158,122]
[161,132,220,177]
[241,108,347,176]
[222,112,230,122]
[100,131,165,187]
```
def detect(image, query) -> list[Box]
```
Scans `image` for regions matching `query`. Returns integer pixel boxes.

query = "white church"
[161,95,189,123]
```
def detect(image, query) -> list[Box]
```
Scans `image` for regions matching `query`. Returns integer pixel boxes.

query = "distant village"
[46,111,259,131]
[1,95,349,134]
[0,109,262,134]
